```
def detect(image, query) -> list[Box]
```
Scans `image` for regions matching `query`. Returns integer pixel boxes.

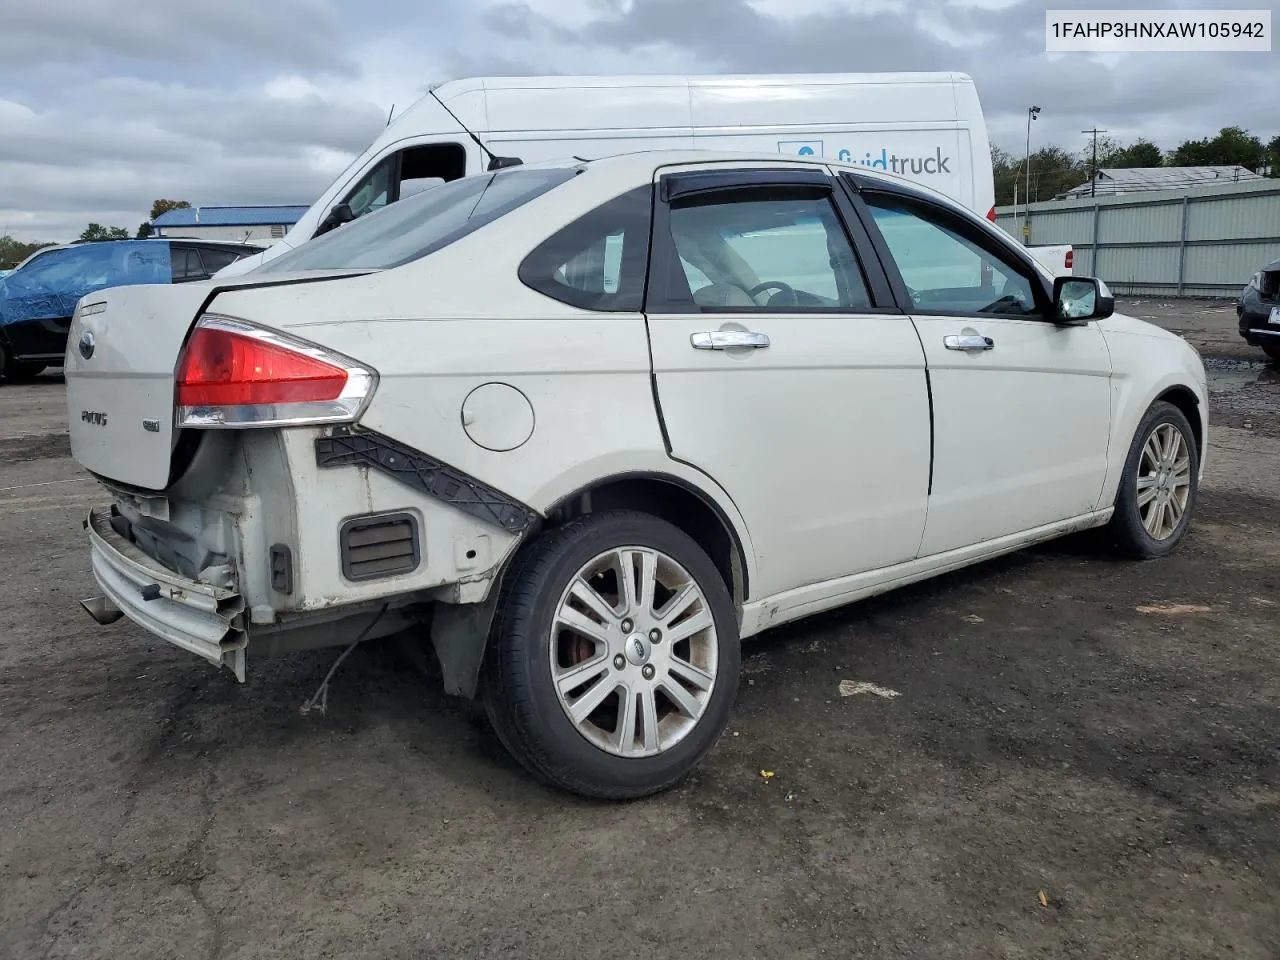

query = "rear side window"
[171,247,206,282]
[199,247,247,273]
[258,168,579,273]
[518,186,652,312]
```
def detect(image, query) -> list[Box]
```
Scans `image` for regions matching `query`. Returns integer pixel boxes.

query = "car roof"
[13,244,72,268]
[563,149,972,218]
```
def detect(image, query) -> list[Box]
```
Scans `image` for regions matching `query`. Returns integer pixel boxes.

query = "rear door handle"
[691,330,771,350]
[943,334,994,351]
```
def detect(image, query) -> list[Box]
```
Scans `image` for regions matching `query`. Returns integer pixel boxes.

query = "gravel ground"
[1,298,1277,959]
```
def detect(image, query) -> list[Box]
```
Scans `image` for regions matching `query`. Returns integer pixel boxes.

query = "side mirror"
[487,155,523,171]
[315,202,355,237]
[1053,275,1114,323]
[398,177,444,200]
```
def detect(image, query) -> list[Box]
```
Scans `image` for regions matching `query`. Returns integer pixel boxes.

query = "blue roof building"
[150,205,310,244]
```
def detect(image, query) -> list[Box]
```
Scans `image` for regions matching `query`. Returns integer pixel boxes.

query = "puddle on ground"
[1201,355,1280,436]
[1202,356,1280,394]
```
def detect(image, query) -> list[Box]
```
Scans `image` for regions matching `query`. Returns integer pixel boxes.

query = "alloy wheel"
[1136,422,1193,541]
[549,546,719,758]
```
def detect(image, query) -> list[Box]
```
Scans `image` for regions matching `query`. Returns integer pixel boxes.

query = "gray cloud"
[0,0,1276,242]
[0,0,357,75]
[493,0,1278,155]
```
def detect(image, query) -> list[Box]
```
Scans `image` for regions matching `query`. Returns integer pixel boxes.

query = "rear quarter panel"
[208,180,760,600]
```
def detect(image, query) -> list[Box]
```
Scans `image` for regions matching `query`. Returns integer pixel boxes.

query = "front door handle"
[943,334,994,351]
[691,330,771,350]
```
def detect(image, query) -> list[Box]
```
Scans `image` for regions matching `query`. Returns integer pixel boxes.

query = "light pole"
[1024,105,1040,245]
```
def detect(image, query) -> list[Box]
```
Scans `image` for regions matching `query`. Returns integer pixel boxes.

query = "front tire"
[1107,400,1199,559]
[482,510,739,799]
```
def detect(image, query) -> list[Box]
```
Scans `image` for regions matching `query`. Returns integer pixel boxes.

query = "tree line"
[995,125,1280,206]
[0,200,190,269]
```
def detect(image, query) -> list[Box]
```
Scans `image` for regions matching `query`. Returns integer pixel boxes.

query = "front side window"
[343,156,394,220]
[259,168,579,273]
[863,193,1039,317]
[518,186,652,311]
[334,143,468,230]
[660,190,871,311]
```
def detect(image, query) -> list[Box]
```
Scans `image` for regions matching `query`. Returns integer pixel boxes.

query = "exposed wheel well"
[1156,386,1203,460]
[545,475,748,604]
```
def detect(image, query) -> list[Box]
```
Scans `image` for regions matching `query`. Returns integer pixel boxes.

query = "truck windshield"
[257,167,579,273]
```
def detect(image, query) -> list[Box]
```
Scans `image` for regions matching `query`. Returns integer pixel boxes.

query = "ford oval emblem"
[78,330,95,360]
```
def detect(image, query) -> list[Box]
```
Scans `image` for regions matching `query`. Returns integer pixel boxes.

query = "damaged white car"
[67,151,1208,798]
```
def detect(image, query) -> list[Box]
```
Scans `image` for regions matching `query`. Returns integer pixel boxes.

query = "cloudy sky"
[1,0,1276,241]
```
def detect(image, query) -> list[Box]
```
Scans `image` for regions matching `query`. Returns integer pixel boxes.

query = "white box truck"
[215,72,999,276]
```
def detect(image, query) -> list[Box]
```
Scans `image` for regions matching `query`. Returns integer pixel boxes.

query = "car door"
[842,176,1113,557]
[644,165,932,601]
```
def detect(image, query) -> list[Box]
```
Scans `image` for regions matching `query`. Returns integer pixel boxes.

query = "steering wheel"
[747,280,797,307]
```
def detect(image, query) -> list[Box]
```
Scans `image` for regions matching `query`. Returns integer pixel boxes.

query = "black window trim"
[660,167,831,202]
[645,169,903,317]
[837,173,1059,323]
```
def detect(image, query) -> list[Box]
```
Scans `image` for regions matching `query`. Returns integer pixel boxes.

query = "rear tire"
[0,340,45,381]
[1263,344,1280,364]
[481,510,739,800]
[1106,400,1199,559]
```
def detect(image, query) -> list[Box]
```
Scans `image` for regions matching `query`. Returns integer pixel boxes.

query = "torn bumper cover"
[81,507,248,680]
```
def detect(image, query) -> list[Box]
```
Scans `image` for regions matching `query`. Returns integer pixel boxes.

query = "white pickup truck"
[1029,244,1074,278]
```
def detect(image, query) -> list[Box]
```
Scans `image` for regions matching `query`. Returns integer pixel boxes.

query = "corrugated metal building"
[996,178,1280,297]
[151,205,309,245]
[1056,165,1263,200]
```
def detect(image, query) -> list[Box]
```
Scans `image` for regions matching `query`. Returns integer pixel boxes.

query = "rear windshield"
[257,167,579,273]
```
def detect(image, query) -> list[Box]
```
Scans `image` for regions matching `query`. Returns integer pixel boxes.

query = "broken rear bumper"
[82,507,248,680]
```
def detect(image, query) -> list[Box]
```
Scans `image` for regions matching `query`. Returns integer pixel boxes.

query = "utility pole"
[1082,126,1108,198]
[1024,105,1040,245]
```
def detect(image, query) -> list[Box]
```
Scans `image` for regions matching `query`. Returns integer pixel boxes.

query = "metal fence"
[994,178,1280,298]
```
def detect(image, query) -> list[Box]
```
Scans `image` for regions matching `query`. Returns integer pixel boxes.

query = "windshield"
[0,241,172,325]
[258,167,580,273]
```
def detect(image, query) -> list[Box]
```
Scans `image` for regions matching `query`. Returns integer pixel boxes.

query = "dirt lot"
[2,299,1277,959]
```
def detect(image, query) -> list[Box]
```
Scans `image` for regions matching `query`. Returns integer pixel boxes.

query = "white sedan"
[66,151,1207,799]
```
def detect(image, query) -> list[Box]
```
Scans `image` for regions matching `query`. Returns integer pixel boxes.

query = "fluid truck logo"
[777,140,953,177]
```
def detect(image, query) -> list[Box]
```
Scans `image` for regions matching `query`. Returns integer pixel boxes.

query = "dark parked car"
[0,239,262,381]
[1238,257,1280,363]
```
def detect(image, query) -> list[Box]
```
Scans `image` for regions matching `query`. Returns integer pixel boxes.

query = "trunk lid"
[66,272,369,490]
[66,283,216,490]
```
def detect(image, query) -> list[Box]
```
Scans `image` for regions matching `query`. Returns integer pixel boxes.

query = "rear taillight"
[1064,250,1074,270]
[175,315,376,428]
[986,205,996,222]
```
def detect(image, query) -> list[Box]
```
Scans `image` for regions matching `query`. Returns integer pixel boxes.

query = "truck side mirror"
[315,202,355,237]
